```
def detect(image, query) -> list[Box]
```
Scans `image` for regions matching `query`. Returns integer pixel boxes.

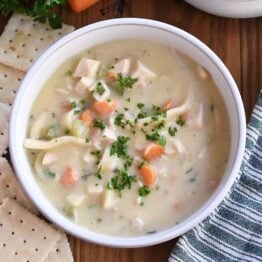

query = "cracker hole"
[27,33,31,37]
[34,48,39,52]
[30,59,33,63]
[9,40,13,43]
[58,32,62,35]
[20,219,23,224]
[45,28,49,31]
[0,87,3,90]
[4,74,7,78]
[56,248,59,253]
[14,252,18,255]
[0,223,3,227]
[4,50,7,54]
[43,236,47,240]
[11,231,15,235]
[32,228,35,232]
[40,38,44,41]
[5,184,9,188]
[35,248,38,252]
[23,240,26,244]
[18,78,21,82]
[8,211,12,215]
[22,44,26,47]
[16,55,20,59]
[15,29,18,32]
[13,196,17,201]
[3,243,6,247]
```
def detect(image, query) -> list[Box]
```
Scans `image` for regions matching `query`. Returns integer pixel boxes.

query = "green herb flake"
[107,169,137,196]
[126,97,131,102]
[70,101,77,110]
[73,109,81,115]
[64,127,70,135]
[114,113,124,127]
[95,166,102,180]
[115,73,138,95]
[137,103,145,109]
[168,127,178,136]
[46,171,55,179]
[145,132,166,146]
[110,136,130,158]
[63,206,74,218]
[139,186,151,197]
[91,150,101,158]
[95,82,105,95]
[85,138,89,143]
[176,115,185,127]
[93,119,106,130]
[67,70,72,75]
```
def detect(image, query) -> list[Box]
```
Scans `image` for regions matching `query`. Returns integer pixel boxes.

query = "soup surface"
[25,39,230,236]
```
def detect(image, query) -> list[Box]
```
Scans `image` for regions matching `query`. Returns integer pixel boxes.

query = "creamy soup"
[25,39,230,236]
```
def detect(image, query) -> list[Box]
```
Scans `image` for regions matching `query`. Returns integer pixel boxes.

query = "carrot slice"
[143,142,164,161]
[80,110,94,127]
[106,71,118,81]
[139,165,157,187]
[162,100,174,111]
[68,0,100,13]
[91,100,116,116]
[60,168,78,186]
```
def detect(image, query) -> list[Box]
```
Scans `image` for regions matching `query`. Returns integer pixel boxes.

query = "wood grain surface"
[0,0,261,261]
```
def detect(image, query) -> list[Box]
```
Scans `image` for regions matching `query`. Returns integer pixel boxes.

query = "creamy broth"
[25,39,230,236]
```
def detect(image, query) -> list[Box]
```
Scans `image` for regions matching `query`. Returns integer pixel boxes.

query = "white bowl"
[9,18,246,248]
[185,0,262,18]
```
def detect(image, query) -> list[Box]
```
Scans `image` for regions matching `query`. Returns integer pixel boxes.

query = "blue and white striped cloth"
[169,90,262,262]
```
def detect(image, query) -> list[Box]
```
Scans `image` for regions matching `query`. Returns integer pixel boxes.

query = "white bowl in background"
[185,0,262,18]
[9,18,246,248]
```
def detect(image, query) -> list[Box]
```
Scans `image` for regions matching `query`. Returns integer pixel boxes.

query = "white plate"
[185,0,262,18]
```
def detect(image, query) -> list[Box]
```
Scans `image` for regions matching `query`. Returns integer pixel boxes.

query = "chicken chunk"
[73,58,100,79]
[110,59,131,76]
[75,77,94,96]
[132,60,156,79]
[90,80,110,101]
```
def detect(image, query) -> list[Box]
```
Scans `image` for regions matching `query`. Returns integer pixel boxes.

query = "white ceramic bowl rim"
[10,18,246,248]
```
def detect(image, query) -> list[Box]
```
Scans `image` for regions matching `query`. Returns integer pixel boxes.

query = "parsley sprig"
[0,0,66,29]
[115,73,138,95]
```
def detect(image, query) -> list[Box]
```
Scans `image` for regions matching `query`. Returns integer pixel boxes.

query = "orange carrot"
[143,142,164,161]
[91,100,116,116]
[139,165,157,187]
[80,110,94,127]
[106,71,118,81]
[60,168,78,186]
[68,0,100,13]
[162,100,174,111]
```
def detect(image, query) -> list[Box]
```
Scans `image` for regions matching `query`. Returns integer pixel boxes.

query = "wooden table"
[1,0,261,261]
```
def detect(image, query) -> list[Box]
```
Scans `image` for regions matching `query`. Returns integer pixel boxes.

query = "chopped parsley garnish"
[137,159,147,169]
[168,127,178,136]
[124,156,134,169]
[107,169,137,196]
[70,101,77,109]
[155,120,166,130]
[73,109,81,115]
[95,166,102,179]
[145,132,166,146]
[67,70,72,75]
[139,186,151,197]
[91,150,101,158]
[137,103,145,109]
[110,136,130,158]
[126,97,131,102]
[137,111,148,119]
[85,138,89,143]
[64,127,70,135]
[79,99,87,105]
[176,115,185,126]
[114,113,125,127]
[46,171,55,179]
[95,82,105,95]
[115,73,138,95]
[93,119,106,130]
